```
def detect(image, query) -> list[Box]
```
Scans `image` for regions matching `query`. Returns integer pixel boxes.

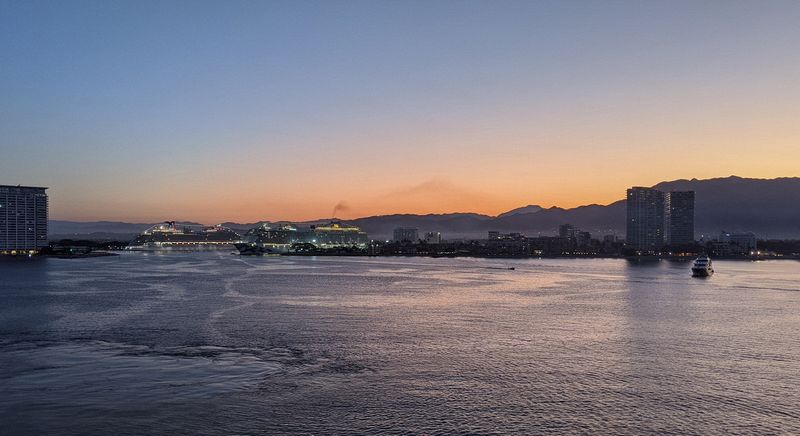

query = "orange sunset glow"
[3,1,799,223]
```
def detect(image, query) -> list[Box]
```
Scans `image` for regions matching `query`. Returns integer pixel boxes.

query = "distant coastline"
[49,176,800,240]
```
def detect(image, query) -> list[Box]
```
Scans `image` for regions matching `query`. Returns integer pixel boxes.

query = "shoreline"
[6,250,796,261]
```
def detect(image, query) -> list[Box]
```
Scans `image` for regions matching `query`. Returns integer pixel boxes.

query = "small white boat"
[691,255,714,277]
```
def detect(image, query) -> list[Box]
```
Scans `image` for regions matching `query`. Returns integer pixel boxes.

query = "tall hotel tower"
[626,187,666,252]
[666,191,695,246]
[0,185,49,254]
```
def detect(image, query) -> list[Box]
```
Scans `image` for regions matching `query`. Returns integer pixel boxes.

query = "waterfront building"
[0,185,48,254]
[486,233,531,257]
[626,187,695,251]
[601,235,619,253]
[626,187,665,252]
[718,231,757,254]
[532,236,572,255]
[558,224,577,240]
[424,231,442,244]
[393,227,419,243]
[666,191,695,245]
[487,232,525,242]
[488,231,500,240]
[577,231,592,248]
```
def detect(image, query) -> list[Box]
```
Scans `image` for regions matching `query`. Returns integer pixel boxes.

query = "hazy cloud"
[374,177,502,214]
[383,178,482,199]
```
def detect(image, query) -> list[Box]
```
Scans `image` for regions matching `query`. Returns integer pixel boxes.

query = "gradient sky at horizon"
[2,0,800,223]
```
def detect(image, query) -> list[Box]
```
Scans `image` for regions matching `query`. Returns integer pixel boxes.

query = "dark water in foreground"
[1,254,799,434]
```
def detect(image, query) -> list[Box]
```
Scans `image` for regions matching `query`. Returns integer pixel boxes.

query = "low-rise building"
[424,231,442,244]
[393,227,419,243]
[715,231,757,255]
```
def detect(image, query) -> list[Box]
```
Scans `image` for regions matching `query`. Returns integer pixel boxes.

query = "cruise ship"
[306,221,369,248]
[235,223,302,255]
[235,221,369,255]
[125,221,241,251]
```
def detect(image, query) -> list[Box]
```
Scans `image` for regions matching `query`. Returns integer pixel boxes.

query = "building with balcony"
[0,185,48,254]
[626,187,666,252]
[666,191,695,245]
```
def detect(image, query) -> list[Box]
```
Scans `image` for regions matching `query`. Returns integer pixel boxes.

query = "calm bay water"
[1,253,799,434]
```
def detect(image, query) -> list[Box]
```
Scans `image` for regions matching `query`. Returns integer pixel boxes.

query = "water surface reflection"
[1,254,798,434]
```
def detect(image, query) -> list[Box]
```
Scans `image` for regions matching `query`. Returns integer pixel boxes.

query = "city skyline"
[3,1,800,222]
[30,174,798,227]
[3,3,800,433]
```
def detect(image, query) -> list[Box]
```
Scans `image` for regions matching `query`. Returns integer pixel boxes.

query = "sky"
[2,0,800,223]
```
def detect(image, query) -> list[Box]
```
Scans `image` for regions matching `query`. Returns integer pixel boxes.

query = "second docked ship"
[235,221,369,255]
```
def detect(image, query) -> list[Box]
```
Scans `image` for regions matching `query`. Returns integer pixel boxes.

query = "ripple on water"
[1,255,799,434]
[0,340,283,411]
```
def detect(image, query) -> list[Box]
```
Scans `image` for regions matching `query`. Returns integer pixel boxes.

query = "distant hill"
[48,220,204,241]
[654,176,800,238]
[48,176,800,240]
[484,202,626,238]
[344,176,800,239]
[49,220,151,240]
[343,205,625,239]
[496,205,543,218]
[348,213,492,240]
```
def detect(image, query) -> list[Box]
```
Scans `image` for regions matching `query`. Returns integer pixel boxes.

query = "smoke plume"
[332,201,351,218]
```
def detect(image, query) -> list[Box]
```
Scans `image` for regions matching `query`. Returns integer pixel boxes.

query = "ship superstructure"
[235,221,369,255]
[691,255,714,277]
[125,221,241,251]
[306,221,369,248]
[235,223,301,255]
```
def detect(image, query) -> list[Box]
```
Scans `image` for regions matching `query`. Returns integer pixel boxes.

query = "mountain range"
[49,176,800,240]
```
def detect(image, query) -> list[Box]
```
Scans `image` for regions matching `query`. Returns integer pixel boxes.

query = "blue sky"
[2,0,799,221]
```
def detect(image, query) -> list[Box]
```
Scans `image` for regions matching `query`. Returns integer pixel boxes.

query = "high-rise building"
[577,231,592,248]
[666,191,695,245]
[0,185,49,254]
[626,187,665,252]
[393,227,419,243]
[558,223,577,240]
